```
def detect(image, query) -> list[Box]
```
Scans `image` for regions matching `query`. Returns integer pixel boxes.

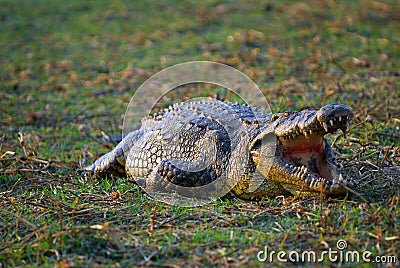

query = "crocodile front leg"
[82,129,146,176]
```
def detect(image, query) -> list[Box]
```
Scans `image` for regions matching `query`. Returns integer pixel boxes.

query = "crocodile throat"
[280,134,332,180]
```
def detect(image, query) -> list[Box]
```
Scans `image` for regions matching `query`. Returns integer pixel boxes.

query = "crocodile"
[82,100,354,200]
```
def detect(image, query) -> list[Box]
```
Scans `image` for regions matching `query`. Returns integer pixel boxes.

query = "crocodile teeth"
[338,174,343,183]
[322,122,329,132]
[329,120,334,126]
[338,116,342,122]
[345,121,351,132]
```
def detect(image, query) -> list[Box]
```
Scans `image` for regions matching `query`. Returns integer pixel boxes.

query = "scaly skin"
[82,100,354,200]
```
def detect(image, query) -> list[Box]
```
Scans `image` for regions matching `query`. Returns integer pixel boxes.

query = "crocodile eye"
[272,114,280,121]
[284,111,290,117]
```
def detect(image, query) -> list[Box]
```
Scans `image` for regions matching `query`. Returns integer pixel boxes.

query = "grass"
[1,0,399,266]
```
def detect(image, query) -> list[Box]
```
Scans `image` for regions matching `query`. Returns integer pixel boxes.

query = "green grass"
[1,0,399,266]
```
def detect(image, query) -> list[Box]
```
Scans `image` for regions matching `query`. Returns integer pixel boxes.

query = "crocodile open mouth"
[280,134,328,177]
[272,104,354,193]
[279,113,351,179]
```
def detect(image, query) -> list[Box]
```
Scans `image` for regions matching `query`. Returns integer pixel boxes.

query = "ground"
[0,0,399,267]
